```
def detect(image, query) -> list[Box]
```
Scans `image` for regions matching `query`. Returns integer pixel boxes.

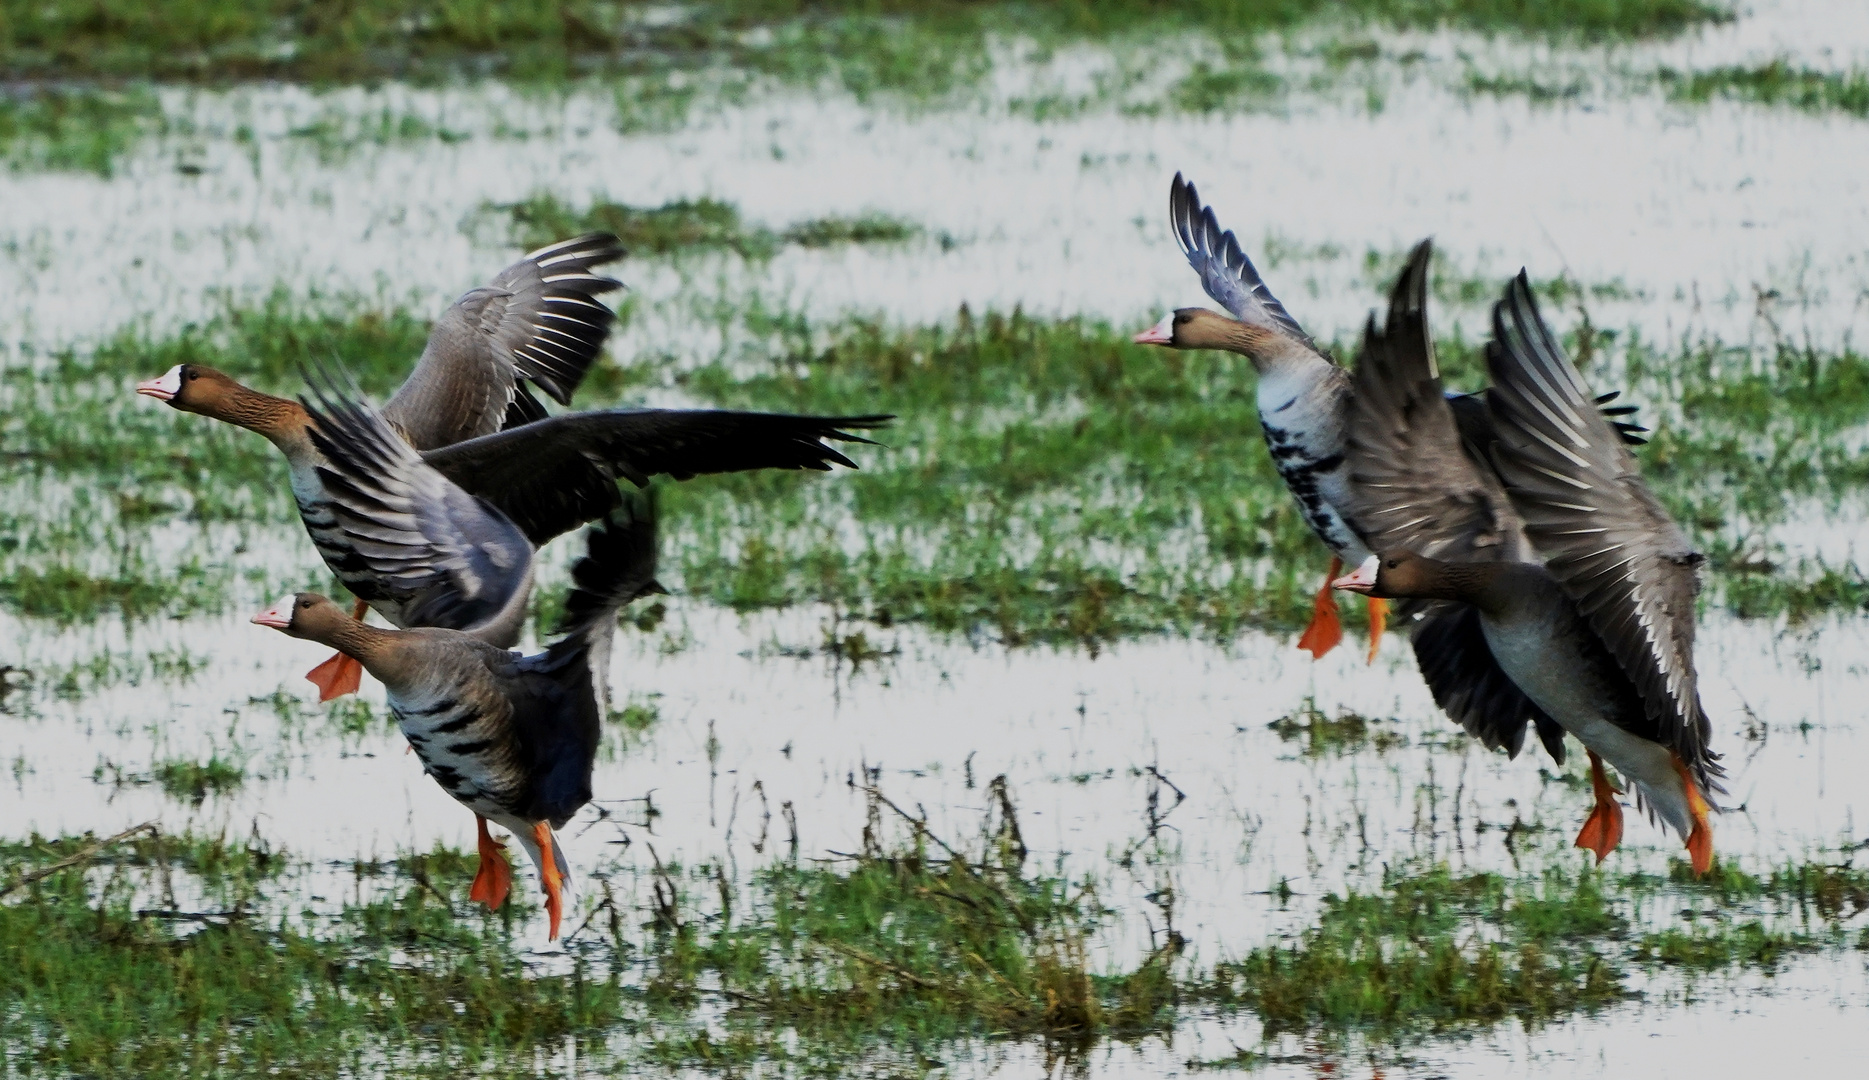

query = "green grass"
[1661,60,1869,118]
[152,754,246,804]
[0,88,159,176]
[0,1,1733,87]
[1,830,620,1075]
[8,822,1861,1073]
[488,192,923,259]
[11,281,1869,636]
[1204,866,1626,1033]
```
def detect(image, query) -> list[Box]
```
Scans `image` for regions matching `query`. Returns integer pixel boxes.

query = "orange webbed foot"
[305,652,363,702]
[1297,557,1345,660]
[1573,751,1625,865]
[533,821,565,940]
[469,816,513,911]
[1365,596,1388,664]
[304,599,371,701]
[1673,754,1716,877]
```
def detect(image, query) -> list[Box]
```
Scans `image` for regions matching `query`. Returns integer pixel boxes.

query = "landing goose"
[1333,261,1721,873]
[253,452,665,941]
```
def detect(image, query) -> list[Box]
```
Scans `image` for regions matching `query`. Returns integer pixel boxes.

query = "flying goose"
[1333,258,1720,873]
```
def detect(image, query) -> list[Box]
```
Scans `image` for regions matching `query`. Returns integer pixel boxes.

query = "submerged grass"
[1660,60,1869,118]
[0,1,1733,88]
[0,87,159,176]
[488,192,924,260]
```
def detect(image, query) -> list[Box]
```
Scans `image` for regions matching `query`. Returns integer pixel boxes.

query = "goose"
[1331,255,1721,873]
[1132,176,1645,664]
[1132,174,1382,662]
[252,406,666,940]
[138,238,890,698]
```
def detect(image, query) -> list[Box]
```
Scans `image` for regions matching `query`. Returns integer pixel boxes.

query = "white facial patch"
[135,365,184,401]
[250,595,297,629]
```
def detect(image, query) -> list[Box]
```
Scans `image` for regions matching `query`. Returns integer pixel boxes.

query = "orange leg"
[533,821,566,940]
[305,599,370,701]
[1672,754,1716,877]
[469,815,513,911]
[1365,596,1388,664]
[1573,750,1625,865]
[1297,557,1345,659]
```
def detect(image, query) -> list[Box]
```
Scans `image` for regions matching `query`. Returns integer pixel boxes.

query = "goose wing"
[1344,239,1555,760]
[384,233,625,450]
[303,371,534,643]
[1483,272,1718,785]
[1168,173,1318,351]
[420,408,893,545]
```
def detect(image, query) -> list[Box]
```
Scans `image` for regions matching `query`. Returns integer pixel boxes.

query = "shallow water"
[4,2,1869,366]
[6,0,1869,1073]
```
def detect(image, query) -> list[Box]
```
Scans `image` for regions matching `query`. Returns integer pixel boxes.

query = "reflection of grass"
[489,192,922,259]
[0,1,1732,87]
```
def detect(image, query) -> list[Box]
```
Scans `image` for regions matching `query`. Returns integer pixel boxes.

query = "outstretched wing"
[1168,173,1317,351]
[1483,272,1718,786]
[420,408,893,545]
[1344,239,1529,569]
[1344,240,1557,761]
[384,233,626,450]
[303,368,534,643]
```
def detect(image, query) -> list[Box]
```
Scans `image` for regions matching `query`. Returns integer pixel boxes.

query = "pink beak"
[1331,556,1381,594]
[250,595,296,630]
[1132,313,1175,346]
[135,366,183,401]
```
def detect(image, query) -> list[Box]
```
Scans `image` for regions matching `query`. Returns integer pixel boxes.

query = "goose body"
[1334,252,1719,871]
[1254,359,1364,563]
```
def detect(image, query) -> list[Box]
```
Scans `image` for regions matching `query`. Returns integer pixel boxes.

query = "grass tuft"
[488,192,922,259]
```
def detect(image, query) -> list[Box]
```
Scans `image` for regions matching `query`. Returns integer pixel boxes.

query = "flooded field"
[5,1,1869,1075]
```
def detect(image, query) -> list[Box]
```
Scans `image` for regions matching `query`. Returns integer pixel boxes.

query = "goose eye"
[1386,558,1401,569]
[298,599,312,609]
[184,369,199,381]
